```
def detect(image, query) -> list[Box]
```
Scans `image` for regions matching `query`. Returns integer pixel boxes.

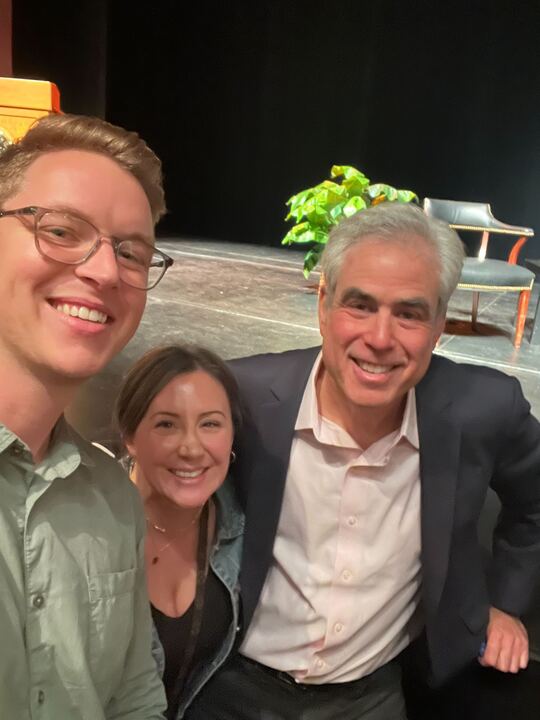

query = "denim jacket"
[152,478,244,718]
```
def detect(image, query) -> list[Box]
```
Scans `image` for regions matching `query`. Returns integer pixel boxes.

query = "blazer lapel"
[416,358,461,616]
[240,348,318,630]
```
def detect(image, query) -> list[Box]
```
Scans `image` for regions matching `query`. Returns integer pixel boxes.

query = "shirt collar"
[0,417,95,480]
[50,418,96,468]
[0,423,19,455]
[295,351,419,450]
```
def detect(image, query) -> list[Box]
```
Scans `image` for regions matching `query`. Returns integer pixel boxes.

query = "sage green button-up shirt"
[0,420,166,719]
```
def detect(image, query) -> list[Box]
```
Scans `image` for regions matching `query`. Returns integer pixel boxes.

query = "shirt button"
[37,690,45,704]
[33,594,45,609]
[334,622,343,633]
[342,569,352,581]
[315,658,324,669]
[11,444,23,457]
[347,516,357,526]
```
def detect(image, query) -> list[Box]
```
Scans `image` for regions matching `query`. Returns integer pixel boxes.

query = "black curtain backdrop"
[12,0,540,256]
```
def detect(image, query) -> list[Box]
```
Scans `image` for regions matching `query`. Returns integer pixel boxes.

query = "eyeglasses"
[0,206,174,290]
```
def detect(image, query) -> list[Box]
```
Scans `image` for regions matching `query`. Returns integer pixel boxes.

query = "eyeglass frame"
[0,205,174,290]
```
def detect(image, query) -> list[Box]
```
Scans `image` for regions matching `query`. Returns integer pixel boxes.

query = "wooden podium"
[0,76,61,151]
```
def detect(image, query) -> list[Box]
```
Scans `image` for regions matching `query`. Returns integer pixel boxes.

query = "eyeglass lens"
[35,211,166,289]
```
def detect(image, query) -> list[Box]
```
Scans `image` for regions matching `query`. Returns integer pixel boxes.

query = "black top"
[152,568,231,719]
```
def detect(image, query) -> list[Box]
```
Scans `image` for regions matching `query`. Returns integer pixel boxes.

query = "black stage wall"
[13,0,540,257]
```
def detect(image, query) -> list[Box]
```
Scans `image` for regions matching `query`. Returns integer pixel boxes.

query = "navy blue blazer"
[230,347,540,683]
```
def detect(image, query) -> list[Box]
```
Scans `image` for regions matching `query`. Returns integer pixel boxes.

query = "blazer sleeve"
[488,376,540,616]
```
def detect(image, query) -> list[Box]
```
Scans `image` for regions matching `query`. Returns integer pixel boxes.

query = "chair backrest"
[424,198,493,231]
[424,198,534,236]
[424,197,534,262]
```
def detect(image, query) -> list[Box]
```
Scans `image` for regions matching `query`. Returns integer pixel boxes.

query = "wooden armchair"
[424,198,535,348]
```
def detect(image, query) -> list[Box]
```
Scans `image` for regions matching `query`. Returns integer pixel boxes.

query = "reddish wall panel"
[0,0,12,76]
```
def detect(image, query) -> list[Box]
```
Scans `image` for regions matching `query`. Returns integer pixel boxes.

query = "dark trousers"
[185,652,407,720]
[404,660,540,720]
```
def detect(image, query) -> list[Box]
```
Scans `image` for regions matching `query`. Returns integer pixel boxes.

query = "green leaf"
[286,188,313,209]
[285,188,317,221]
[367,183,383,199]
[290,221,310,235]
[367,183,398,202]
[281,222,309,245]
[396,189,418,203]
[343,176,370,197]
[312,181,347,207]
[331,165,369,182]
[313,228,329,245]
[329,203,346,223]
[330,165,346,179]
[301,186,346,227]
[342,196,367,217]
[292,229,317,244]
[302,197,327,227]
[316,179,343,192]
[303,247,322,278]
[282,231,293,245]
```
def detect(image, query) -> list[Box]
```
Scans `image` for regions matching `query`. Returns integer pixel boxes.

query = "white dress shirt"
[241,354,423,682]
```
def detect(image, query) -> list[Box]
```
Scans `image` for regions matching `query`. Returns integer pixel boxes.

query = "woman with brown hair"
[115,344,244,719]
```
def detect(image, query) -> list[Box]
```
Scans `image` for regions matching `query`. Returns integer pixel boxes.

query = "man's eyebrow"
[45,205,155,245]
[395,297,431,313]
[45,203,92,220]
[339,288,433,315]
[114,231,155,246]
[339,287,376,304]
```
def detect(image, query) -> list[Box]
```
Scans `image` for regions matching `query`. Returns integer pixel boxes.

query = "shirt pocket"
[87,568,137,689]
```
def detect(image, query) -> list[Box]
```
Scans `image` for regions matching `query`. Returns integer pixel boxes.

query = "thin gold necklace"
[145,506,204,565]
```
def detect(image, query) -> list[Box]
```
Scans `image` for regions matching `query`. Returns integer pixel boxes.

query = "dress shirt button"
[315,658,324,669]
[33,594,45,609]
[334,622,343,633]
[37,690,45,704]
[347,516,357,526]
[342,569,352,582]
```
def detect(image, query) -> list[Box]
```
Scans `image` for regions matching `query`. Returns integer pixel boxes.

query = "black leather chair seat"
[460,258,535,289]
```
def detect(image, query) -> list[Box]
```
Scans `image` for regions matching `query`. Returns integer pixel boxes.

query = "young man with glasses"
[0,114,173,718]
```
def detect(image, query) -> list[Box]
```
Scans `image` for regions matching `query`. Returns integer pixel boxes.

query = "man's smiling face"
[318,234,445,428]
[0,149,154,383]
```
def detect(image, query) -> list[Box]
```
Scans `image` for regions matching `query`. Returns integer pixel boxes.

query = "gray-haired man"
[187,203,540,719]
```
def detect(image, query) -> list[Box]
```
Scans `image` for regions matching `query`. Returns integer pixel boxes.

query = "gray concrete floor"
[67,238,540,445]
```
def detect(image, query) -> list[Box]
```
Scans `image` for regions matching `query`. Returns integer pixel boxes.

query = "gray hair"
[321,202,465,314]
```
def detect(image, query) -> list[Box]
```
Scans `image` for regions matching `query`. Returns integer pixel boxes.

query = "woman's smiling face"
[126,370,234,509]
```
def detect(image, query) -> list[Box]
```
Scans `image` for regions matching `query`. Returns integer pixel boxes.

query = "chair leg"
[471,292,480,330]
[515,290,531,348]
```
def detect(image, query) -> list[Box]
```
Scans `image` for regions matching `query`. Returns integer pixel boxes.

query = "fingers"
[479,619,529,672]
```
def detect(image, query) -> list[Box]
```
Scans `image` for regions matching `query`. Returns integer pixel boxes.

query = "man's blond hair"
[0,114,166,223]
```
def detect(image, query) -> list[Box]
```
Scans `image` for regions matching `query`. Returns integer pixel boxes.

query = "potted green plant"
[282,164,417,277]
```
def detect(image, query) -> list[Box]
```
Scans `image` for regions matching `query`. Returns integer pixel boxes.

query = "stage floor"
[68,238,540,446]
